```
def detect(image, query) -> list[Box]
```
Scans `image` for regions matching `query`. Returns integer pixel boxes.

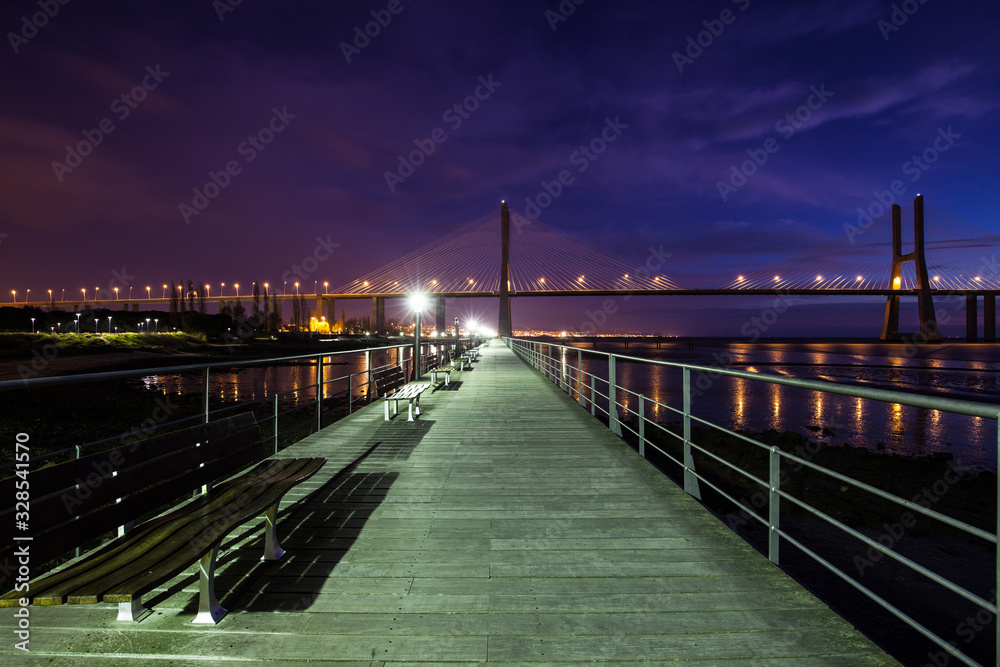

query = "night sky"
[1,1,998,336]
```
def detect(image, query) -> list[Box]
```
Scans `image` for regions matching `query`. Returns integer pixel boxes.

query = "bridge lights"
[815,275,823,282]
[773,276,780,282]
[893,277,901,289]
[577,276,585,283]
[737,275,744,282]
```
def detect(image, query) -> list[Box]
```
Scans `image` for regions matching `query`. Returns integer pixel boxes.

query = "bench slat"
[3,459,324,607]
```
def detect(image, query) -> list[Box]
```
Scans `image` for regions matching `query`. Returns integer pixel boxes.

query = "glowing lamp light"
[893,277,901,288]
[408,293,429,312]
[737,275,744,282]
[856,276,863,281]
[577,276,585,283]
[773,276,780,282]
[815,275,823,281]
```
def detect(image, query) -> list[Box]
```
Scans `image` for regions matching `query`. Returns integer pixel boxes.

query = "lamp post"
[154,318,158,333]
[61,288,65,301]
[162,284,167,299]
[146,286,151,300]
[108,316,112,334]
[234,283,240,299]
[75,313,81,333]
[11,290,15,303]
[114,287,119,300]
[30,318,35,333]
[408,293,428,382]
[145,318,150,333]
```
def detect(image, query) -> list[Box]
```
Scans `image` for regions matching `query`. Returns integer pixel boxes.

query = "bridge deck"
[3,341,898,664]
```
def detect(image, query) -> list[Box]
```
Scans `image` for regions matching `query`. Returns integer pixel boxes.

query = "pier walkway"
[3,341,897,664]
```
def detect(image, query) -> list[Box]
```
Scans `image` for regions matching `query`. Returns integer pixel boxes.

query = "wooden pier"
[2,340,898,664]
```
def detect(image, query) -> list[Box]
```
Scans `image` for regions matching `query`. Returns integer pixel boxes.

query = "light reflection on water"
[135,348,413,411]
[554,341,998,472]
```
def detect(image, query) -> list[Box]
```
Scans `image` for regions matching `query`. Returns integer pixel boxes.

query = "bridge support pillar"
[372,297,385,334]
[435,296,446,336]
[966,295,978,342]
[880,195,941,342]
[498,201,513,337]
[984,295,996,343]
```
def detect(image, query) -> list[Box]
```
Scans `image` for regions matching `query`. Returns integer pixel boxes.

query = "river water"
[134,339,999,472]
[542,339,999,473]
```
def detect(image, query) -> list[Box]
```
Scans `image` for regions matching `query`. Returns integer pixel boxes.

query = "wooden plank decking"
[1,340,899,664]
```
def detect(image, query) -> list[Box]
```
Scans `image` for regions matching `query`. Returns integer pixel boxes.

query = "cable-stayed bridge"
[13,196,1000,341]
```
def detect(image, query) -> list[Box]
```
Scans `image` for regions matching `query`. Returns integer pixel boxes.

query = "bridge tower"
[880,194,942,342]
[498,201,512,337]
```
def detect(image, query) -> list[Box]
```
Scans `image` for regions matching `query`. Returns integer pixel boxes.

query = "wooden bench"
[0,413,325,624]
[428,351,456,386]
[371,365,429,421]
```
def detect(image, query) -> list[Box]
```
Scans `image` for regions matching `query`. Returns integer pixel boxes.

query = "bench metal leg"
[193,544,227,624]
[407,398,416,421]
[116,596,150,622]
[262,502,285,561]
[384,398,391,420]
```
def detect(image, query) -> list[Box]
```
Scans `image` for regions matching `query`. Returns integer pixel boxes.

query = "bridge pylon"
[880,194,942,342]
[498,201,512,337]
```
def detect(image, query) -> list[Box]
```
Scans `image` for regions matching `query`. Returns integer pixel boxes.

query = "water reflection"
[565,341,998,472]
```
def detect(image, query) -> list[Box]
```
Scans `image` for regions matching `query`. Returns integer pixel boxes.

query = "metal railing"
[507,337,998,667]
[0,338,467,475]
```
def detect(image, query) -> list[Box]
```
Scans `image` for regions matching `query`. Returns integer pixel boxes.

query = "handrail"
[505,336,998,667]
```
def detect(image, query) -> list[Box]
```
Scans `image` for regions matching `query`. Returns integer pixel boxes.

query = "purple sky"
[1,1,998,336]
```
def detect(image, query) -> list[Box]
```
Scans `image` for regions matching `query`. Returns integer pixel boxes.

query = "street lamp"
[145,318,150,333]
[206,284,211,298]
[107,316,112,333]
[220,282,225,296]
[48,289,52,304]
[323,281,328,294]
[11,290,15,303]
[283,280,287,295]
[114,287,119,300]
[60,288,65,301]
[75,313,81,333]
[234,283,240,299]
[162,284,167,298]
[154,318,158,333]
[30,318,35,333]
[146,286,151,299]
[81,288,86,302]
[295,282,299,295]
[408,293,428,381]
[128,286,132,299]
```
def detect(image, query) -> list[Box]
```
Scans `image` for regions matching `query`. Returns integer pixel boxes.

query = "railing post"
[348,373,353,414]
[769,445,781,565]
[203,367,210,424]
[609,354,621,436]
[638,394,645,458]
[316,355,323,432]
[577,349,584,405]
[590,375,596,416]
[682,368,702,499]
[74,444,81,558]
[273,394,279,455]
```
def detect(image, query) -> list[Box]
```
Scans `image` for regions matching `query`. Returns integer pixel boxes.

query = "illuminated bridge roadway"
[2,341,897,663]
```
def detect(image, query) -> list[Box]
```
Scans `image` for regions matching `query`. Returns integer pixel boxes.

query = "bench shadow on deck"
[1,341,899,665]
